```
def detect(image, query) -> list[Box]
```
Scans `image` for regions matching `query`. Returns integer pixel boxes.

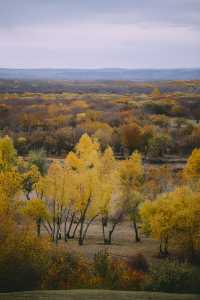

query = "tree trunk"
[132,217,140,242]
[78,197,91,245]
[164,237,169,255]
[159,237,168,256]
[42,221,52,237]
[78,217,84,245]
[68,217,80,238]
[36,218,41,237]
[64,217,68,242]
[159,238,164,256]
[66,213,75,239]
[102,218,107,244]
[83,215,98,241]
[55,218,61,244]
[102,216,109,244]
[64,209,70,242]
[52,200,56,242]
[26,191,31,200]
[106,222,118,245]
[51,217,56,242]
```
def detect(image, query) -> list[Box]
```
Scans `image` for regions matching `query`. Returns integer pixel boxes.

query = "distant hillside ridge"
[0,68,200,81]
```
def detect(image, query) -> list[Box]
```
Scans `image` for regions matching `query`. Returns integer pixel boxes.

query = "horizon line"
[1,67,200,71]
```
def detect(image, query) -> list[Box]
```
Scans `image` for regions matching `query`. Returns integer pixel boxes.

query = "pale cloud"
[1,23,198,49]
[0,0,199,68]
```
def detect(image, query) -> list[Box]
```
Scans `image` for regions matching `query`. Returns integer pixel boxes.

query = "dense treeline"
[0,81,200,157]
[0,135,200,292]
[1,79,200,93]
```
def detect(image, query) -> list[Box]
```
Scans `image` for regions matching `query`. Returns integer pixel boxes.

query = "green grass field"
[0,290,199,300]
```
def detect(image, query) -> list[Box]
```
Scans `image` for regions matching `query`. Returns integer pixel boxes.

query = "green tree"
[28,149,47,175]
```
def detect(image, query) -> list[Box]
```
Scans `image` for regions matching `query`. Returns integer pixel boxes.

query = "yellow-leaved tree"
[0,136,22,221]
[34,134,109,245]
[22,198,49,237]
[66,134,102,245]
[140,186,200,258]
[183,148,200,186]
[0,169,22,218]
[35,160,73,243]
[0,141,22,243]
[97,146,121,244]
[0,136,16,171]
[119,151,144,242]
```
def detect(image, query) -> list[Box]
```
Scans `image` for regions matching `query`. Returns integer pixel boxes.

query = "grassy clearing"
[0,290,199,300]
[56,221,159,263]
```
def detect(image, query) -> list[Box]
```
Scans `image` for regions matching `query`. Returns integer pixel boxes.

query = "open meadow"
[52,221,159,262]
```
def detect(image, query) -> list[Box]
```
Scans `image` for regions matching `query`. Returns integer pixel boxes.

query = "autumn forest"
[0,80,200,297]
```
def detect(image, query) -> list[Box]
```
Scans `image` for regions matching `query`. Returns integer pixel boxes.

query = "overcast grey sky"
[0,0,200,68]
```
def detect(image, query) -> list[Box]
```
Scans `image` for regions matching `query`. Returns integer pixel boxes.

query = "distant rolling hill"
[0,68,200,81]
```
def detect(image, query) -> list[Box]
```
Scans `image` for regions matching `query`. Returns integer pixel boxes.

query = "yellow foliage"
[0,169,22,216]
[65,135,117,220]
[44,161,72,209]
[22,198,49,220]
[0,136,16,171]
[183,148,200,182]
[140,186,200,255]
[120,151,144,191]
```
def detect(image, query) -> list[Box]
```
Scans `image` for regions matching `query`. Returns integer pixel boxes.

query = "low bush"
[1,231,200,294]
[42,250,92,289]
[93,250,145,290]
[0,229,49,292]
[146,259,200,293]
[93,250,110,278]
[127,253,149,272]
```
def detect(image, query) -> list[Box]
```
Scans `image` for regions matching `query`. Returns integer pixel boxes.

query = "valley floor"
[57,222,159,263]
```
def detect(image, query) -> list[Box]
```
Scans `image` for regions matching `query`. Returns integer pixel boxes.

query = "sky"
[0,0,200,69]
